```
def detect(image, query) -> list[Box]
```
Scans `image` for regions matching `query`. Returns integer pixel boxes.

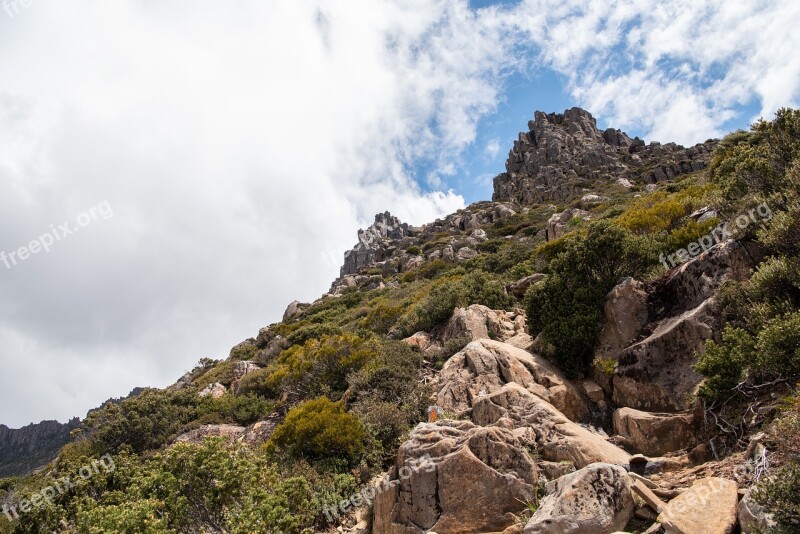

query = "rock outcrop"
[472,383,630,468]
[340,212,412,277]
[0,418,80,477]
[524,463,634,534]
[442,305,531,349]
[493,107,716,205]
[438,339,589,423]
[594,277,650,362]
[372,420,537,534]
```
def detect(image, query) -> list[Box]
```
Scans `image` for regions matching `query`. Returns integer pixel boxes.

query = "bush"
[266,398,367,466]
[694,327,754,400]
[196,393,277,426]
[405,246,422,256]
[360,298,404,334]
[525,221,654,377]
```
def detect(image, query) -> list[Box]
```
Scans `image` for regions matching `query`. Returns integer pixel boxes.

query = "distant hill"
[0,418,80,477]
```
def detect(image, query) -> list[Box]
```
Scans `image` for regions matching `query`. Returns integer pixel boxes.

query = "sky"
[0,0,798,427]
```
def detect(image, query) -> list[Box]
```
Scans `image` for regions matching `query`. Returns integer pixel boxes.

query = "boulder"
[738,489,777,534]
[505,273,546,299]
[174,424,245,445]
[442,305,529,347]
[612,408,697,456]
[282,300,307,321]
[438,339,589,423]
[657,477,738,534]
[372,420,537,534]
[524,463,634,534]
[545,208,590,241]
[230,361,260,394]
[594,278,649,362]
[240,418,278,445]
[456,246,478,262]
[472,383,630,468]
[198,382,226,399]
[660,240,762,314]
[613,298,719,412]
[402,331,435,353]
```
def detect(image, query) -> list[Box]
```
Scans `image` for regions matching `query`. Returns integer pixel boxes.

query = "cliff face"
[0,418,79,477]
[493,107,717,204]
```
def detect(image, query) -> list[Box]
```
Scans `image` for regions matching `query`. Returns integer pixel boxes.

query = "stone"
[438,339,590,423]
[372,420,537,534]
[505,273,546,299]
[612,408,697,456]
[630,478,667,513]
[545,208,590,241]
[613,298,719,412]
[524,463,635,534]
[198,382,226,399]
[472,383,630,468]
[402,331,435,353]
[239,418,278,445]
[339,212,412,277]
[230,361,260,394]
[738,489,777,534]
[442,305,528,346]
[282,300,307,321]
[657,477,738,534]
[594,278,649,362]
[581,380,605,403]
[455,246,478,262]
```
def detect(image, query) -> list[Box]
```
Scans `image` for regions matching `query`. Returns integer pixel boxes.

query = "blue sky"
[0,0,798,426]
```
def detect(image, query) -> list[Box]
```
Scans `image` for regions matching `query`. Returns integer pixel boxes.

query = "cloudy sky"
[1,0,798,427]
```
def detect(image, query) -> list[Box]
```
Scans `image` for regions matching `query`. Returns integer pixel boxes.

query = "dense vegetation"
[1,109,799,533]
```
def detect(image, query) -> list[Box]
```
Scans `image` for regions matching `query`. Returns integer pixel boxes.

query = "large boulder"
[612,408,697,456]
[524,463,635,534]
[594,278,649,362]
[442,305,530,348]
[546,208,590,241]
[506,273,546,299]
[372,420,537,534]
[613,298,719,412]
[198,382,227,399]
[438,339,589,423]
[660,240,762,314]
[473,383,630,468]
[657,477,738,534]
[738,489,777,534]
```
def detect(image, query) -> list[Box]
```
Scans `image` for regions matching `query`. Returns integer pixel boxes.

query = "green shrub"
[230,343,258,361]
[525,221,654,377]
[196,393,277,426]
[694,327,754,400]
[266,398,367,466]
[405,246,422,256]
[360,298,404,334]
[286,323,343,346]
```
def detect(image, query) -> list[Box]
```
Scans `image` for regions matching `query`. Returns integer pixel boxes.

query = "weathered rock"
[455,246,478,261]
[372,420,537,534]
[594,278,649,362]
[402,331,435,353]
[612,408,697,456]
[613,298,719,412]
[230,361,260,394]
[738,489,777,534]
[581,380,605,403]
[438,339,589,423]
[545,208,590,241]
[472,383,630,468]
[524,463,635,534]
[493,107,716,205]
[174,424,245,445]
[240,418,278,445]
[660,240,763,314]
[198,382,226,399]
[505,273,546,299]
[339,212,412,277]
[442,305,528,346]
[282,300,307,321]
[657,477,738,534]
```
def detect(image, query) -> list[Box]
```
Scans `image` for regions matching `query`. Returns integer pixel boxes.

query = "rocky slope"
[3,107,797,534]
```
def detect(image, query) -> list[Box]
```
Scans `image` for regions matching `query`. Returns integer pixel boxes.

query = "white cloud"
[0,0,519,427]
[485,138,501,159]
[513,0,800,143]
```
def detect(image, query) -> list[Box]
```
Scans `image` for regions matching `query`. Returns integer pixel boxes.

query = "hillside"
[1,107,799,534]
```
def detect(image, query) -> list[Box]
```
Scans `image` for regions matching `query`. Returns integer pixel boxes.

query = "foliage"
[525,221,654,377]
[405,246,422,256]
[229,343,258,361]
[266,398,367,466]
[359,298,404,334]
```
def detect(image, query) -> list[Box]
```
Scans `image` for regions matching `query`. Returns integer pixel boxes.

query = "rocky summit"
[493,107,717,204]
[2,107,799,534]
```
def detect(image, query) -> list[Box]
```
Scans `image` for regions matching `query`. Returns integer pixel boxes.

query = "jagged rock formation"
[493,107,717,204]
[0,418,80,477]
[340,212,412,277]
